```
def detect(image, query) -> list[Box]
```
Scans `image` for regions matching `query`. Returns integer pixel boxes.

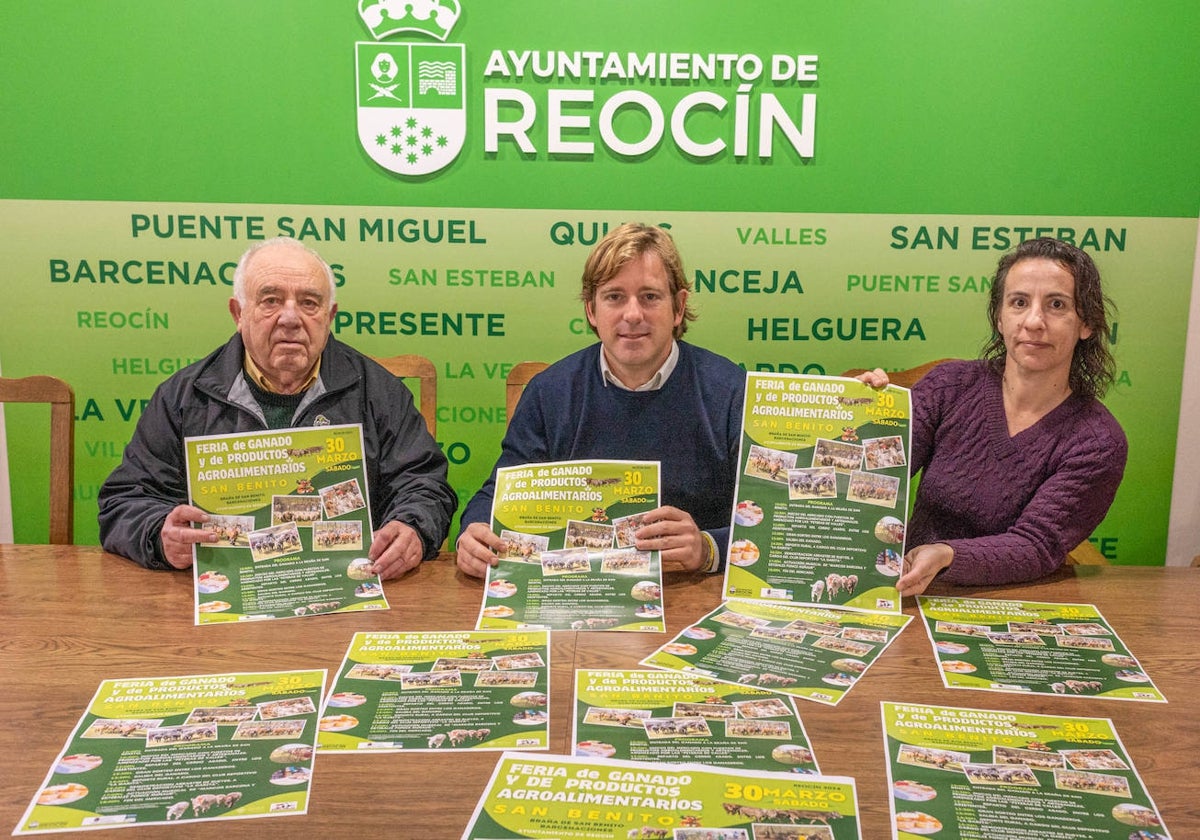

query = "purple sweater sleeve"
[908,361,1127,586]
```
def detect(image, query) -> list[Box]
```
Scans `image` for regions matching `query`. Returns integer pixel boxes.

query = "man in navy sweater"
[456,223,745,577]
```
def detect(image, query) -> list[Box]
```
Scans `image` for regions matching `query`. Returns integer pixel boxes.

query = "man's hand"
[634,506,707,572]
[159,505,216,570]
[368,521,425,580]
[897,543,954,597]
[455,522,506,579]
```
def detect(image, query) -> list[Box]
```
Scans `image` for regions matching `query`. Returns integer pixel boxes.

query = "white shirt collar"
[599,341,679,391]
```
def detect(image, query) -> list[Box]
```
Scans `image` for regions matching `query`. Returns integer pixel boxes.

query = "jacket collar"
[191,333,357,424]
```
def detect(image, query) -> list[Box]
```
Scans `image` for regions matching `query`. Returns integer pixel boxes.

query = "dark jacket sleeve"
[97,382,187,569]
[359,362,457,559]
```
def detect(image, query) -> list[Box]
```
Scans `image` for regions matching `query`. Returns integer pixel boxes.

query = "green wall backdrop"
[2,2,1197,566]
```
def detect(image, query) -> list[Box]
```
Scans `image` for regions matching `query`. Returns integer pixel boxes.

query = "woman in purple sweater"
[866,237,1126,596]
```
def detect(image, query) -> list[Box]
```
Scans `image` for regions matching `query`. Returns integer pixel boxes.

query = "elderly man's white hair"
[231,237,337,308]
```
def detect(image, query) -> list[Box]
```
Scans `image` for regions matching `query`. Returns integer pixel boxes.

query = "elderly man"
[456,222,744,577]
[98,237,456,578]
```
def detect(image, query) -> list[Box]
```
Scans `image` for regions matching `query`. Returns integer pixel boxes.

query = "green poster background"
[917,596,1166,702]
[726,373,910,609]
[642,598,911,706]
[318,630,550,752]
[1,3,1197,568]
[16,669,324,833]
[573,669,819,773]
[184,424,387,623]
[881,702,1169,840]
[481,459,663,632]
[465,751,861,838]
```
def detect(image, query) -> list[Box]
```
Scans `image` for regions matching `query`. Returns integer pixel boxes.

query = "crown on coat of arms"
[358,0,461,41]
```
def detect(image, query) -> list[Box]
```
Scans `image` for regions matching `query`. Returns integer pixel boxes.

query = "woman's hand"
[897,543,954,597]
[854,368,890,388]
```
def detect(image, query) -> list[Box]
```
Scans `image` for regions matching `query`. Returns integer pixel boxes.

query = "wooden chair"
[372,355,437,437]
[505,362,548,425]
[1065,541,1109,566]
[841,359,1105,567]
[0,375,75,544]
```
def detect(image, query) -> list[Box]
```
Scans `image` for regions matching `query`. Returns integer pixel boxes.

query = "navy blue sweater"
[461,342,746,564]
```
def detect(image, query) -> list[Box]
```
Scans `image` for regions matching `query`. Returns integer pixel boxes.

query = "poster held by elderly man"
[477,459,664,632]
[462,752,862,839]
[15,669,325,833]
[724,373,911,613]
[184,424,387,624]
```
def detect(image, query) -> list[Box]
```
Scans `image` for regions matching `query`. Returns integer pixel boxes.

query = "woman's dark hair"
[982,237,1117,399]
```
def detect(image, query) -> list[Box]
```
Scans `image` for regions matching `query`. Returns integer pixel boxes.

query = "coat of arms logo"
[355,1,465,177]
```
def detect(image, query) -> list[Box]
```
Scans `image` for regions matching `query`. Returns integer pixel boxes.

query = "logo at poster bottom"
[355,41,465,177]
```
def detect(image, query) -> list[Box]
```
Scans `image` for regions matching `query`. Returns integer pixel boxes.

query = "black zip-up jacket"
[98,333,456,569]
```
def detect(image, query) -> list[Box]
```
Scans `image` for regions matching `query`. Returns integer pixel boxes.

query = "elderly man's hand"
[456,522,506,579]
[368,520,425,580]
[159,505,216,569]
[634,506,708,572]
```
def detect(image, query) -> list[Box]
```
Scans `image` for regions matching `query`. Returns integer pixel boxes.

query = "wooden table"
[2,546,1197,837]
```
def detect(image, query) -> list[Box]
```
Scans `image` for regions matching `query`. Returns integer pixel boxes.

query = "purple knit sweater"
[908,360,1127,585]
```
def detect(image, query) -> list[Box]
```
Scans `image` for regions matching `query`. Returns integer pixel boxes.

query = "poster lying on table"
[184,424,388,624]
[318,630,550,752]
[462,752,862,839]
[881,701,1171,840]
[478,459,664,632]
[15,669,325,834]
[573,669,821,774]
[641,598,910,706]
[724,372,911,613]
[917,596,1166,702]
